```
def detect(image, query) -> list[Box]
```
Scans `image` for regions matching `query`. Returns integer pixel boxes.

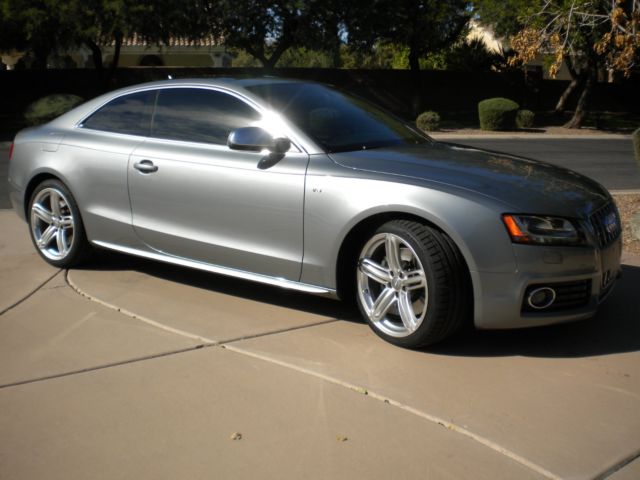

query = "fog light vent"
[527,287,556,310]
[522,279,592,313]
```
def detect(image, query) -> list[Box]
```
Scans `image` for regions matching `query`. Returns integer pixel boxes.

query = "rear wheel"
[356,220,470,348]
[28,179,91,268]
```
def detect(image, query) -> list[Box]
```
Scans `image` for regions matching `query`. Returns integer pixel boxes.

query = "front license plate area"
[599,239,622,294]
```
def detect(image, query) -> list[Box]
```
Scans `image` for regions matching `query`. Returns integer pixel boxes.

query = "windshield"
[245,83,431,153]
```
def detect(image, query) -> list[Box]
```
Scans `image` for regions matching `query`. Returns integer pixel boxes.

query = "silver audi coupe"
[7,78,622,347]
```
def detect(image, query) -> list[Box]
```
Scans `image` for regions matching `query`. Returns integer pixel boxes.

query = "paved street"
[436,137,640,191]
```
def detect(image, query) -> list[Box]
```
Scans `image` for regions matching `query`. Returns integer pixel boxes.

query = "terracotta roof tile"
[105,33,223,47]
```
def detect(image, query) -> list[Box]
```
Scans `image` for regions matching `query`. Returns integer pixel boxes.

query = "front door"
[127,87,308,281]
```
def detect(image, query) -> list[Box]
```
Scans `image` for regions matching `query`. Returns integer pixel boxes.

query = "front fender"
[300,159,518,291]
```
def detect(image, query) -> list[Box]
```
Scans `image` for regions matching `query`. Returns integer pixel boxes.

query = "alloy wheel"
[357,233,428,337]
[30,187,76,261]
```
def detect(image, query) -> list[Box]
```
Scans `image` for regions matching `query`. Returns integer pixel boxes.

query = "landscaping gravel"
[613,193,640,255]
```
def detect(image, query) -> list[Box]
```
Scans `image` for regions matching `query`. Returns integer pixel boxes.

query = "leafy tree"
[276,47,333,68]
[208,0,339,70]
[345,0,469,113]
[0,0,139,69]
[0,0,78,68]
[0,0,28,55]
[229,48,261,67]
[509,0,639,128]
[339,42,411,69]
[232,46,338,68]
[69,0,152,70]
[594,0,640,75]
[471,0,535,37]
[134,0,212,52]
[472,0,582,115]
[445,37,509,72]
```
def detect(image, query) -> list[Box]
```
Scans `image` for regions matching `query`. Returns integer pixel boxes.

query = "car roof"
[45,77,315,128]
[41,76,326,155]
[121,76,312,91]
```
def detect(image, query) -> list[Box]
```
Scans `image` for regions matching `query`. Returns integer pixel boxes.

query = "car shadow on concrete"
[80,250,362,322]
[81,252,640,358]
[432,264,640,358]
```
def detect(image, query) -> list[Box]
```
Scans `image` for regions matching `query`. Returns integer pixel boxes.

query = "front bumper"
[472,237,622,329]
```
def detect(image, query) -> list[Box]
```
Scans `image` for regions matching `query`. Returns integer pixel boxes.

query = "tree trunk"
[263,40,290,70]
[263,55,277,70]
[32,46,49,69]
[110,31,123,70]
[564,68,595,129]
[331,31,342,68]
[86,40,103,70]
[554,57,580,115]
[408,45,421,117]
[244,46,267,68]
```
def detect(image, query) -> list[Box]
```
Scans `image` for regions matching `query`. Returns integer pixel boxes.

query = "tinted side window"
[81,91,155,136]
[152,88,261,145]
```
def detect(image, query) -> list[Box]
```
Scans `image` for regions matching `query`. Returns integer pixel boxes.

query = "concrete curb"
[431,133,630,140]
[610,190,640,195]
[621,252,640,266]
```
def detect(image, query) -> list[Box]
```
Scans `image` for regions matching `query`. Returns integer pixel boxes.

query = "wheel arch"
[23,171,82,223]
[23,172,61,218]
[335,210,477,313]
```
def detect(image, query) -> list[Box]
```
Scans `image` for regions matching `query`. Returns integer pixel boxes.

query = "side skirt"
[92,240,337,297]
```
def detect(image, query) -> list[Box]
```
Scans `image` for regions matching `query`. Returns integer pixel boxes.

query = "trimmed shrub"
[478,97,519,131]
[24,94,84,126]
[516,109,535,129]
[633,127,640,163]
[416,110,441,132]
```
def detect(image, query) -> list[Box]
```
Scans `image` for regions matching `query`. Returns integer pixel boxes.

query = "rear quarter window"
[80,90,155,136]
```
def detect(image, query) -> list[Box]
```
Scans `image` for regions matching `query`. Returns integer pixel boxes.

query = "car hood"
[328,142,610,218]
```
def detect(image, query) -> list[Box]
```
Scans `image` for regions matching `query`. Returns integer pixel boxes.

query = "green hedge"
[24,94,84,126]
[516,109,535,129]
[416,111,441,132]
[478,97,519,131]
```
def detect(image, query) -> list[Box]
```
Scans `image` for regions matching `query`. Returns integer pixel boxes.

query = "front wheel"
[356,220,470,348]
[28,179,92,268]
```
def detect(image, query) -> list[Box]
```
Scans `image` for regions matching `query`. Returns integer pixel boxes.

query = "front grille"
[589,202,621,248]
[522,279,592,313]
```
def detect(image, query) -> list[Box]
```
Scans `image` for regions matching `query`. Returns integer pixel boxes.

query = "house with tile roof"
[1,35,232,69]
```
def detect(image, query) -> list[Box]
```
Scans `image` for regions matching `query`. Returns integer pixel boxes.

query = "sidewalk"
[430,127,632,140]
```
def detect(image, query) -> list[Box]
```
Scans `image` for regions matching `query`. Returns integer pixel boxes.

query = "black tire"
[28,179,92,268]
[355,220,471,348]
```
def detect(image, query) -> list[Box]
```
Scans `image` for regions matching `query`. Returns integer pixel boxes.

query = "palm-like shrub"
[24,94,84,126]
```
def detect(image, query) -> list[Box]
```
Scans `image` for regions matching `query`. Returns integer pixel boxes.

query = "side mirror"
[227,127,291,154]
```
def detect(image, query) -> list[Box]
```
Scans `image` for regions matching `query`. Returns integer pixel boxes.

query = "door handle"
[133,160,158,173]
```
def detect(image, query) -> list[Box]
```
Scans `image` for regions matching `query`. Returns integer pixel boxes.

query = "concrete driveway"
[1,210,640,480]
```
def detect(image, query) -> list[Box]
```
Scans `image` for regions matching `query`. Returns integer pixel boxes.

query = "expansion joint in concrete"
[0,269,61,317]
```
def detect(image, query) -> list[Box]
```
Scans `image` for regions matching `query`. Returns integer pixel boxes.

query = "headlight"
[502,214,586,246]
